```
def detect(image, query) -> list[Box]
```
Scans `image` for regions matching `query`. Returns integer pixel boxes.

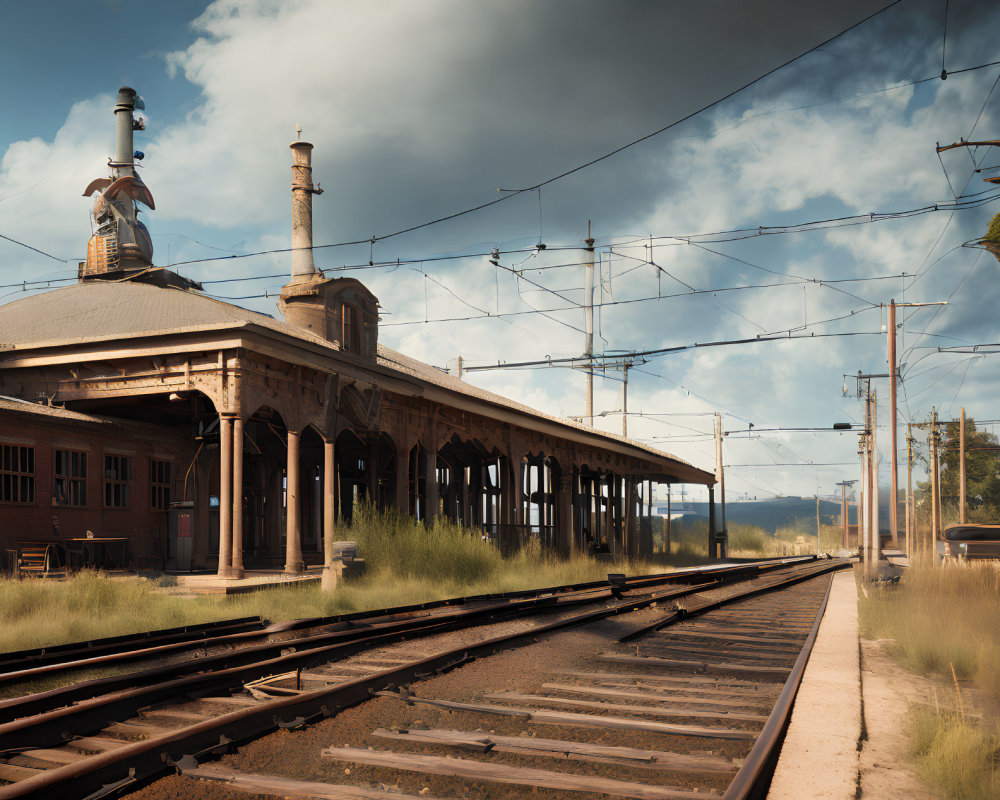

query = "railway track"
[0,556,848,800]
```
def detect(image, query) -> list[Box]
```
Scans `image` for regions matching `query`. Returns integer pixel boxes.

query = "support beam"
[285,429,304,573]
[231,415,245,578]
[218,415,233,578]
[322,438,337,592]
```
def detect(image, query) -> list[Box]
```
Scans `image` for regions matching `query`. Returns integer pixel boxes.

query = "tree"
[919,417,1000,523]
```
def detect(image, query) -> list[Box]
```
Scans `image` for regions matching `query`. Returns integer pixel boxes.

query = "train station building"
[0,88,720,576]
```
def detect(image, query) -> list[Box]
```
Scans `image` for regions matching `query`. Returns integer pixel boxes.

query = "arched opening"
[335,428,368,524]
[241,405,289,567]
[300,426,325,556]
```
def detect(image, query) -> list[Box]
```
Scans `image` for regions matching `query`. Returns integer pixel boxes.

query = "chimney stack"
[289,125,323,283]
[114,87,140,178]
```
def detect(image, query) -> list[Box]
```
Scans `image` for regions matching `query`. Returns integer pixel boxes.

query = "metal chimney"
[113,87,140,178]
[290,126,323,283]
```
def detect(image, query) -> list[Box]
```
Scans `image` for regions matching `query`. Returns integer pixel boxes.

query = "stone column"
[424,447,439,525]
[322,438,338,591]
[218,415,233,577]
[557,473,575,557]
[285,429,304,573]
[395,445,409,515]
[231,416,245,578]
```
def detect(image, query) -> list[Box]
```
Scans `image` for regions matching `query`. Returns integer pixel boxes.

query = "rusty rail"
[0,558,847,800]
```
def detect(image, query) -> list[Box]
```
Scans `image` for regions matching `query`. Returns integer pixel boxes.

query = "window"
[150,459,171,510]
[54,450,87,507]
[341,303,361,353]
[104,454,132,508]
[0,444,34,503]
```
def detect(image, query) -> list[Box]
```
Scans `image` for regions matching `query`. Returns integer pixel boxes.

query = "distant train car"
[941,524,1000,560]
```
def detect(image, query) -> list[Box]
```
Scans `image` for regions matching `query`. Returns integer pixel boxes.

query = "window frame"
[0,443,35,504]
[150,458,172,511]
[103,453,133,509]
[53,449,88,507]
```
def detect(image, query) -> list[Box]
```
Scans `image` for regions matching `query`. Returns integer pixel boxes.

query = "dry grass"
[0,507,713,655]
[861,562,1000,799]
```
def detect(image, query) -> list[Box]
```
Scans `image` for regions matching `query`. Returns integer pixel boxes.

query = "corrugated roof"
[0,281,710,481]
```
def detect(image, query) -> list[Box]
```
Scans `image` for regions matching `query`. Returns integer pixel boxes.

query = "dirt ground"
[858,637,939,800]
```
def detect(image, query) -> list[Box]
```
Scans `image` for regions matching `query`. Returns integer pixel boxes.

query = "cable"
[0,233,70,264]
[377,272,908,329]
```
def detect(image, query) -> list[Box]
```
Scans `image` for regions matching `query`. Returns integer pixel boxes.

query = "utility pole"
[715,413,727,535]
[836,480,855,549]
[456,355,463,379]
[888,299,899,546]
[815,494,821,554]
[858,421,867,564]
[879,301,946,556]
[584,222,595,427]
[906,423,914,559]
[871,388,880,567]
[666,484,671,555]
[930,408,940,561]
[621,364,629,437]
[960,407,967,524]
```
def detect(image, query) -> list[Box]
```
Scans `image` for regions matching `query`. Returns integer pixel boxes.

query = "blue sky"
[2,0,999,506]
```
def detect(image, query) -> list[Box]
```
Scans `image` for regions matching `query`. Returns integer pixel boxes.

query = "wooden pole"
[906,423,913,560]
[815,494,821,554]
[960,407,967,524]
[930,409,940,562]
[888,300,899,545]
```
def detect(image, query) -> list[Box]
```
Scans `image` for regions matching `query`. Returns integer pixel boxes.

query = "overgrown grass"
[861,562,1000,799]
[0,506,710,655]
[911,707,1000,799]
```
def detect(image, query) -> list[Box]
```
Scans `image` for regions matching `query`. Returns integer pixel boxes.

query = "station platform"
[170,566,324,595]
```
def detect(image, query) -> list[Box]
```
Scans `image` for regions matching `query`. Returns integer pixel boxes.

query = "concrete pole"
[715,413,726,535]
[960,407,967,524]
[290,132,319,282]
[858,434,867,564]
[322,438,337,591]
[816,494,821,554]
[231,416,244,578]
[927,410,941,563]
[872,389,880,565]
[218,416,233,578]
[285,429,304,573]
[888,300,899,545]
[906,424,913,559]
[621,365,628,437]
[666,484,671,556]
[841,483,848,549]
[584,224,595,427]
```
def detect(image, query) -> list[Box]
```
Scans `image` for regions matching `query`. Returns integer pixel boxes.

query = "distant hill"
[667,496,842,534]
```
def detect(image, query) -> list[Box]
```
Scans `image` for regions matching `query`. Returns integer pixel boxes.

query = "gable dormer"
[281,276,379,358]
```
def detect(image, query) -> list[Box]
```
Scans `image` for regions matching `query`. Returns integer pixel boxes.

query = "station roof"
[0,281,715,484]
